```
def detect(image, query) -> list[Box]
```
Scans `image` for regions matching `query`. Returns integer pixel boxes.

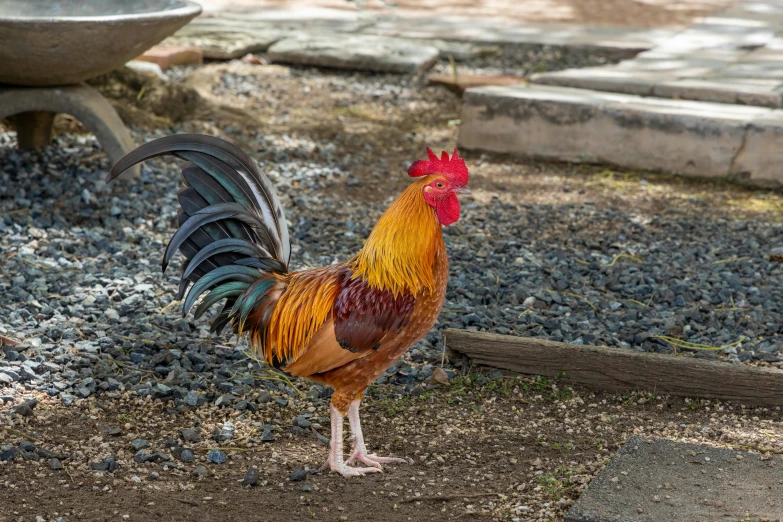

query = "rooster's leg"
[345,399,407,469]
[322,403,382,477]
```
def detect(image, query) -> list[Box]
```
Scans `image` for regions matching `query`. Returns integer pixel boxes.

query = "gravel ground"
[0,44,644,410]
[1,43,783,521]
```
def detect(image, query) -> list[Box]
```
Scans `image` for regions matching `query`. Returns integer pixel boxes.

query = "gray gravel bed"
[2,48,782,413]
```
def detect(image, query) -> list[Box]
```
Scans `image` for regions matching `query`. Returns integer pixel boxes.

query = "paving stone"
[458,84,772,181]
[615,58,723,72]
[564,436,783,522]
[654,78,783,108]
[164,27,283,60]
[717,63,783,80]
[367,18,673,52]
[267,34,439,74]
[635,48,746,64]
[526,3,783,108]
[531,67,669,96]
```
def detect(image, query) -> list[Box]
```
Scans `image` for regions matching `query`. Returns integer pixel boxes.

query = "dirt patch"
[1,373,781,522]
[85,68,201,129]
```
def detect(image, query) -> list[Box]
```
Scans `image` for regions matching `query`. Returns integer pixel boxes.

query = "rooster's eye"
[436,182,444,188]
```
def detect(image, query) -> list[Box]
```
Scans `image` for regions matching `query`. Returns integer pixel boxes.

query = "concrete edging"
[458,83,783,187]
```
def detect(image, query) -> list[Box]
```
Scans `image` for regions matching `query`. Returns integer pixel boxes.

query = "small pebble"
[208,449,227,464]
[243,467,260,486]
[290,469,308,482]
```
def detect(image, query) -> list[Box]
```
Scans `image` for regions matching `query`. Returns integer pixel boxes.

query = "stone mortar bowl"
[0,0,202,86]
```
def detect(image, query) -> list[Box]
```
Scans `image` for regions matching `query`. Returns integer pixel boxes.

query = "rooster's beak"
[455,187,471,195]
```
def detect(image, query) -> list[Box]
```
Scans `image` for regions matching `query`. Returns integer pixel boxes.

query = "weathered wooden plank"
[443,329,783,407]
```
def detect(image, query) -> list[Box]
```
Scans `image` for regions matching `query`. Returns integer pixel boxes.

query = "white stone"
[266,33,439,74]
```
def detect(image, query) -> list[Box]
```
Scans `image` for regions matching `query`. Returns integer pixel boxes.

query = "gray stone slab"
[531,68,670,96]
[458,84,772,181]
[366,19,673,52]
[654,79,783,108]
[266,33,439,74]
[565,436,783,522]
[615,58,731,71]
[732,109,783,187]
[164,26,284,59]
[717,63,783,80]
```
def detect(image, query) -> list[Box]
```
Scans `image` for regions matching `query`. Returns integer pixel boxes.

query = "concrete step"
[457,83,783,187]
[531,66,783,108]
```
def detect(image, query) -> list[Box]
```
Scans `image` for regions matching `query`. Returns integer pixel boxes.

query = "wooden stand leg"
[14,111,56,149]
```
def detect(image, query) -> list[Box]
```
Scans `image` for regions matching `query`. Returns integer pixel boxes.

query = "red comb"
[408,147,469,187]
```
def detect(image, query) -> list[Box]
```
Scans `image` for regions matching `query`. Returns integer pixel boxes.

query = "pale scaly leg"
[321,403,382,477]
[345,399,407,469]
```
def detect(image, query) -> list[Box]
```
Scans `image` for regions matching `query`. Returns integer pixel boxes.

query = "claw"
[324,457,383,477]
[346,450,406,469]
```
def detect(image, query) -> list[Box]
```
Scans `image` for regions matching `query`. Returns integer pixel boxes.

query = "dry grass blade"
[604,253,643,267]
[543,289,599,312]
[651,335,745,353]
[160,299,181,314]
[242,349,305,397]
[712,257,748,265]
[0,333,21,346]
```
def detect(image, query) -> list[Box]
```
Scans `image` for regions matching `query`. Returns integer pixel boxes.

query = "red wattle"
[436,195,460,226]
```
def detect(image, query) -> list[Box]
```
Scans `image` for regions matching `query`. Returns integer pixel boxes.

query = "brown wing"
[332,274,415,354]
[282,271,415,378]
[283,319,369,377]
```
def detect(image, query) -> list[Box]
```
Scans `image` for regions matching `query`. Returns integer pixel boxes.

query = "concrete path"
[163,7,679,61]
[195,0,732,29]
[533,1,783,107]
[565,436,783,522]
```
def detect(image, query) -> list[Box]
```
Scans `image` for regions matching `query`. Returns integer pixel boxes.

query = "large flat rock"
[164,26,283,60]
[458,83,783,186]
[267,34,439,74]
[566,436,783,522]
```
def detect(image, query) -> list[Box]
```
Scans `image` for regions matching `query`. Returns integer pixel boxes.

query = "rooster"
[107,135,470,477]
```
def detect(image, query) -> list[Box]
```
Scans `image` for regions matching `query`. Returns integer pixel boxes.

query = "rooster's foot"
[346,449,407,469]
[321,454,382,477]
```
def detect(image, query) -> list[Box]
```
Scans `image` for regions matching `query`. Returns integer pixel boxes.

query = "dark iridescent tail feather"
[108,134,290,335]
